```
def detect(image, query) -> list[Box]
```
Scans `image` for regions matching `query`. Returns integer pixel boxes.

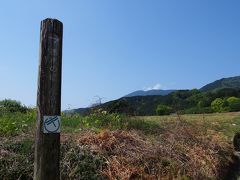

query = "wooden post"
[34,18,63,180]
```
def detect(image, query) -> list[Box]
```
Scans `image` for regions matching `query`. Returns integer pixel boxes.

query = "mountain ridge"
[67,75,240,115]
[200,76,240,92]
[124,89,176,97]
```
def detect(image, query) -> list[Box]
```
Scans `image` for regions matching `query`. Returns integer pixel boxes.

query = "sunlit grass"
[1,110,240,142]
[0,110,36,135]
[1,111,239,179]
[134,112,240,141]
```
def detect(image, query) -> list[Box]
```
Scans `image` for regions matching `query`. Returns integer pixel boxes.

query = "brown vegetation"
[69,119,233,179]
[1,112,237,179]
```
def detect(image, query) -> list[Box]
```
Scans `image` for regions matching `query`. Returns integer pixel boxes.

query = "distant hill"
[70,76,240,116]
[124,89,176,97]
[126,76,240,97]
[200,76,240,92]
[63,108,90,115]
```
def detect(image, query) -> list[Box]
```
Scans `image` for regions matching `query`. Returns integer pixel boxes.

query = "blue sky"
[0,0,239,109]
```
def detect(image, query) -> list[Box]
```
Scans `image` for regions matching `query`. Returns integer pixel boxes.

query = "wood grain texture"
[34,18,63,180]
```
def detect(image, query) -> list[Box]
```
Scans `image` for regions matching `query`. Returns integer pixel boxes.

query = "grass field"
[1,111,239,179]
[139,112,240,140]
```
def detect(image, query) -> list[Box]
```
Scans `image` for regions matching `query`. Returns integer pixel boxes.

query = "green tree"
[227,97,240,112]
[0,99,27,113]
[197,95,213,108]
[108,98,134,115]
[156,104,172,115]
[211,98,225,112]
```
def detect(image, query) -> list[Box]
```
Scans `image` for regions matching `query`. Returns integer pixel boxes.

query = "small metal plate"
[43,116,61,133]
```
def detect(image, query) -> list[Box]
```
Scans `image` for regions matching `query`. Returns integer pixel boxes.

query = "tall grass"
[0,110,36,135]
[62,110,161,134]
[0,108,162,136]
[1,111,239,179]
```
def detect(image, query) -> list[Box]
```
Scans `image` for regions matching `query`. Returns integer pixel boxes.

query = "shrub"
[82,109,126,130]
[0,111,36,135]
[61,114,84,133]
[156,104,172,115]
[211,98,225,112]
[80,110,161,134]
[227,97,240,112]
[0,99,28,113]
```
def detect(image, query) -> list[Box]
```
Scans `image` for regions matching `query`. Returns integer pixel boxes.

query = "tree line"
[101,88,240,116]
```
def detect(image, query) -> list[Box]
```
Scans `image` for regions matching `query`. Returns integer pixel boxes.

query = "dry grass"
[69,117,233,179]
[1,112,238,179]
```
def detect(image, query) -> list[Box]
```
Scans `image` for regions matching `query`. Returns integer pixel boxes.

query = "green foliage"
[227,96,239,103]
[0,110,36,135]
[201,76,240,92]
[0,99,28,113]
[0,106,161,136]
[1,108,239,179]
[126,118,161,134]
[184,107,213,114]
[211,98,225,112]
[3,139,33,155]
[156,104,172,115]
[211,98,230,112]
[67,110,164,134]
[83,109,125,130]
[215,88,239,97]
[227,97,240,112]
[89,87,240,116]
[62,110,162,134]
[61,114,84,133]
[197,95,213,108]
[107,98,134,115]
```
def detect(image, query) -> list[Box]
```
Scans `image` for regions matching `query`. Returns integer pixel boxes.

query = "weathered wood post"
[34,18,63,180]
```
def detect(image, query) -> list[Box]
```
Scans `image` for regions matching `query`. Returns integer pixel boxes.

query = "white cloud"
[143,83,164,91]
[152,84,162,90]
